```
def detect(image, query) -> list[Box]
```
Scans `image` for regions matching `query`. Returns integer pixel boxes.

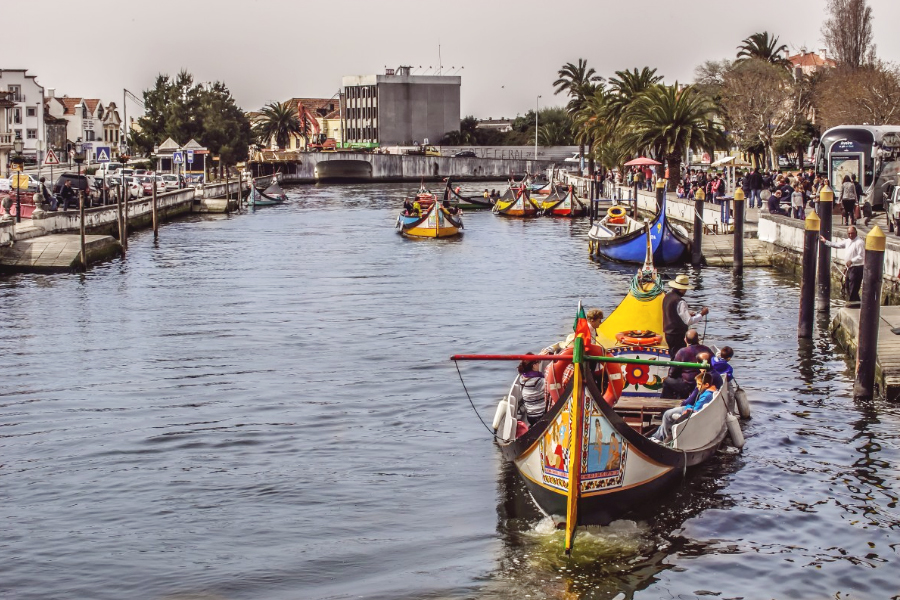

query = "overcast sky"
[7,0,900,120]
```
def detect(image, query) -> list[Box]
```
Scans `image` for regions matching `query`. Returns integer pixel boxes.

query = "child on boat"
[651,372,716,444]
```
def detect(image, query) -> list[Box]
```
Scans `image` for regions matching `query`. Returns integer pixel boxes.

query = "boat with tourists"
[452,237,747,552]
[587,188,690,264]
[493,186,541,217]
[396,185,463,238]
[443,180,495,209]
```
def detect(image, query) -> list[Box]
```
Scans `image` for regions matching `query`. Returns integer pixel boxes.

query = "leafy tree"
[253,101,302,149]
[606,67,664,125]
[624,84,725,190]
[822,0,875,69]
[199,82,251,166]
[736,32,791,68]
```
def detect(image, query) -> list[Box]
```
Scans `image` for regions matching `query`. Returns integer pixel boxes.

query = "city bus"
[815,125,900,207]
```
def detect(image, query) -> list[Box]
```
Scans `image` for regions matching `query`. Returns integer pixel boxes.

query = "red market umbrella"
[624,157,662,166]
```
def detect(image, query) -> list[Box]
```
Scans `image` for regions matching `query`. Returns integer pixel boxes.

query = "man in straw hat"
[663,274,709,359]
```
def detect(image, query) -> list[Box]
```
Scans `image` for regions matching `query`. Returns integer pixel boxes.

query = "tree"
[199,82,251,166]
[606,67,664,125]
[624,84,725,190]
[815,62,900,128]
[253,101,302,150]
[736,32,791,68]
[822,0,875,69]
[553,59,602,166]
[719,59,799,168]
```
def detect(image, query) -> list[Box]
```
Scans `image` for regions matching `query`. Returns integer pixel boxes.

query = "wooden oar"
[451,353,709,370]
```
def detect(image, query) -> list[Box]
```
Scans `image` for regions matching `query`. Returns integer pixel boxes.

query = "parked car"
[125,177,143,199]
[134,169,148,176]
[453,150,477,158]
[7,173,40,192]
[160,174,179,191]
[139,174,164,196]
[53,173,99,204]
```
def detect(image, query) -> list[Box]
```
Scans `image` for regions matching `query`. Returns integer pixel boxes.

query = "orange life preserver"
[608,216,626,224]
[602,358,625,405]
[618,330,663,347]
[544,346,573,406]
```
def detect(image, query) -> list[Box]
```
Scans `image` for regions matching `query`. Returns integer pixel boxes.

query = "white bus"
[815,125,900,207]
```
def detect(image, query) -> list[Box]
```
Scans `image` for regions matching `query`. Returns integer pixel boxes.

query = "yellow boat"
[396,201,463,238]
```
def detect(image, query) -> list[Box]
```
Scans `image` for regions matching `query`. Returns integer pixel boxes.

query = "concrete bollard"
[854,226,886,400]
[816,183,834,311]
[733,187,745,273]
[693,187,705,266]
[798,211,820,338]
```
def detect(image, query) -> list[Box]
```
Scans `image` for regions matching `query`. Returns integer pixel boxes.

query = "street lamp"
[12,138,24,223]
[535,95,541,162]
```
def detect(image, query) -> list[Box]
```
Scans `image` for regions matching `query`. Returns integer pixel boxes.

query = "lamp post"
[535,95,541,162]
[12,138,23,223]
[118,142,128,248]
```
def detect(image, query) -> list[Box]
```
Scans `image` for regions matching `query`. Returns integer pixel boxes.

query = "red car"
[139,174,164,196]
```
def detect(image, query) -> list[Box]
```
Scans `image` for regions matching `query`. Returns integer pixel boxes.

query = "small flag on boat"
[573,302,593,351]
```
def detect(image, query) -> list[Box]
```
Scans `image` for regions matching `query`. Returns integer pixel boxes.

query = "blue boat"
[587,195,691,265]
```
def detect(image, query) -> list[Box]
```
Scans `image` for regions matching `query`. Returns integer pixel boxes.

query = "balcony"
[0,132,12,148]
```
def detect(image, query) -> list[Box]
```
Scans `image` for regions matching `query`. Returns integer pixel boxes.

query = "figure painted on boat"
[587,416,624,474]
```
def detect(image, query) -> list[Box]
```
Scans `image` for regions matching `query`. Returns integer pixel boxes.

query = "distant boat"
[444,180,494,209]
[493,187,540,217]
[248,181,287,207]
[396,198,463,238]
[537,186,587,217]
[588,195,690,265]
[259,181,288,202]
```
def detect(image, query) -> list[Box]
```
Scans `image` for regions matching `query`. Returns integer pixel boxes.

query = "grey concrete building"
[341,67,460,146]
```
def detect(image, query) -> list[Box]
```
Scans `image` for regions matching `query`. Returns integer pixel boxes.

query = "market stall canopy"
[710,156,752,167]
[624,157,662,166]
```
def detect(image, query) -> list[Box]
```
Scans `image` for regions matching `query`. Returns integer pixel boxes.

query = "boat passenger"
[696,351,723,390]
[403,199,415,216]
[651,372,716,443]
[662,275,709,359]
[512,356,546,425]
[412,199,422,217]
[541,308,603,354]
[661,330,712,399]
[483,189,490,200]
[711,346,734,381]
[441,200,459,215]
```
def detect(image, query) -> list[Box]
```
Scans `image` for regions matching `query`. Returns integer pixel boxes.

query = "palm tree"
[553,59,603,167]
[252,101,302,150]
[606,67,664,124]
[736,32,791,68]
[624,84,726,191]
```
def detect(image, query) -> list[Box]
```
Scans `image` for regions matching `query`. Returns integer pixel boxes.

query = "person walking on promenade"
[663,274,709,359]
[839,175,858,226]
[746,168,763,208]
[791,186,806,219]
[852,174,871,226]
[820,226,865,304]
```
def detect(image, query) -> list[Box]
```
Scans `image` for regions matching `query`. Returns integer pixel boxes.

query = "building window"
[26,129,37,139]
[26,107,36,117]
[86,130,95,141]
[10,108,22,124]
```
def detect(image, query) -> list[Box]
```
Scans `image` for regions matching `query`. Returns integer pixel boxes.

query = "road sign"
[44,148,61,165]
[173,151,184,165]
[96,146,111,163]
[186,150,194,164]
[83,142,93,150]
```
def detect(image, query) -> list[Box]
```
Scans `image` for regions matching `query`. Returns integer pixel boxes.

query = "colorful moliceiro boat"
[587,193,690,265]
[453,260,746,552]
[444,180,494,209]
[493,187,540,217]
[396,199,463,238]
[536,186,587,217]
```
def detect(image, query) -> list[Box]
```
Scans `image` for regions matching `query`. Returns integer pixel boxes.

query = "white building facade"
[0,69,46,160]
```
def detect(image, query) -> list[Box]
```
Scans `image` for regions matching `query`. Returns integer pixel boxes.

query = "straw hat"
[668,274,693,290]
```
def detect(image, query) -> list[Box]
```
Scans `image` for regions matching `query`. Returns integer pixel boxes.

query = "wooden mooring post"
[798,211,820,338]
[733,187,745,273]
[854,226,886,400]
[152,181,159,239]
[655,178,665,213]
[79,191,86,271]
[816,184,834,311]
[692,188,705,266]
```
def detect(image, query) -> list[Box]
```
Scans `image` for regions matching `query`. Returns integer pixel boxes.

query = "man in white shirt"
[821,226,865,303]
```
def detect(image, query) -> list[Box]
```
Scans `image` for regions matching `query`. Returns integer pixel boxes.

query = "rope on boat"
[629,271,664,301]
[454,360,498,439]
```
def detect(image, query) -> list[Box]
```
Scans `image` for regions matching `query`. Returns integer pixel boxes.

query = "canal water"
[1,183,898,600]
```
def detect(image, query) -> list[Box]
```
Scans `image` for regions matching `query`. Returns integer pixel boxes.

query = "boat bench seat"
[614,398,681,412]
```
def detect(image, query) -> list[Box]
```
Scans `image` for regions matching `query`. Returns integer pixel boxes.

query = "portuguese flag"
[573,302,593,352]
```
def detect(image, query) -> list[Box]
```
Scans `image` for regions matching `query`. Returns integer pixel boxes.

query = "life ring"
[617,330,663,347]
[607,206,626,219]
[544,346,573,406]
[602,357,625,406]
[608,216,626,225]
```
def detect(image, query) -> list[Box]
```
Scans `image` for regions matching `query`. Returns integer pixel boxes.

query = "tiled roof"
[287,98,339,118]
[788,52,837,68]
[323,108,341,120]
[56,97,83,115]
[84,99,100,114]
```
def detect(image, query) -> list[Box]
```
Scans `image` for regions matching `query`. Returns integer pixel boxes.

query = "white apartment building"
[0,69,46,159]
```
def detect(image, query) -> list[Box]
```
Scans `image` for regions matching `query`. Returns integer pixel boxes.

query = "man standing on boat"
[663,274,709,359]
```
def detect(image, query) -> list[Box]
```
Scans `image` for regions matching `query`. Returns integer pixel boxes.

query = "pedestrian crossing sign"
[44,148,60,165]
[96,146,111,163]
[173,151,184,165]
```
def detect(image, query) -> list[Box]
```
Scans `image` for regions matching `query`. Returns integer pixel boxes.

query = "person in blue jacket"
[651,372,716,443]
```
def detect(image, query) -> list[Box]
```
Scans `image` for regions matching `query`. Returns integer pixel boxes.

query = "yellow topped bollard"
[816,182,834,311]
[856,224,887,399]
[692,186,705,266]
[654,178,666,213]
[799,209,821,337]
